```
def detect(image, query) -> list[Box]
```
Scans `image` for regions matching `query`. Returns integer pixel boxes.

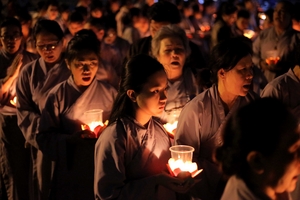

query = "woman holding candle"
[36,29,117,200]
[0,17,38,200]
[16,19,71,200]
[94,54,195,200]
[151,24,204,127]
[215,97,300,200]
[175,37,259,200]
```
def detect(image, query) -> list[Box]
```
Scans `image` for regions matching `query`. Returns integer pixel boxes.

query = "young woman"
[215,97,300,200]
[175,37,259,200]
[16,19,70,199]
[36,29,117,200]
[94,54,195,200]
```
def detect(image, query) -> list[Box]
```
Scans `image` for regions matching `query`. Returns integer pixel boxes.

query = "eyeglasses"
[0,34,22,41]
[36,41,60,51]
[74,61,98,69]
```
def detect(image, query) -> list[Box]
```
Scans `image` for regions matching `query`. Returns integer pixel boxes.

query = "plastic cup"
[83,109,103,131]
[265,50,280,65]
[169,145,194,163]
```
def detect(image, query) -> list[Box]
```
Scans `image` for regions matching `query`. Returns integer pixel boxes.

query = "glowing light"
[10,96,17,106]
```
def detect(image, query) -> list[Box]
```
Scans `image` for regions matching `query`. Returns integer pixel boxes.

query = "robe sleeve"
[260,83,281,99]
[175,100,222,198]
[36,92,67,160]
[16,69,40,148]
[94,122,158,200]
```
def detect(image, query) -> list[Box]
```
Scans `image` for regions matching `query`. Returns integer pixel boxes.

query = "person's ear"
[218,68,226,80]
[247,151,265,174]
[127,90,137,102]
[65,59,70,70]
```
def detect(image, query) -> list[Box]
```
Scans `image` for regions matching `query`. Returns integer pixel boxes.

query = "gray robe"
[37,77,116,200]
[94,116,176,200]
[16,57,70,200]
[160,68,200,124]
[252,27,300,82]
[261,68,300,120]
[175,84,259,200]
[221,175,292,200]
[0,49,37,200]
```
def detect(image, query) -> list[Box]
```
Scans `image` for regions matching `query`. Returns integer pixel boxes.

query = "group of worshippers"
[1,0,300,200]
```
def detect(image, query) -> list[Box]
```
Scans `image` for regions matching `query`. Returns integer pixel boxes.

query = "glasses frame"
[36,40,60,51]
[0,34,22,41]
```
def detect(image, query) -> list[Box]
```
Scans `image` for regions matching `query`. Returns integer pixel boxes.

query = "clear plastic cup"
[265,50,280,65]
[83,109,103,131]
[169,145,194,163]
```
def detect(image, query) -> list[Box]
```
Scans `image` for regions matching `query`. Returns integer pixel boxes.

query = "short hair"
[209,37,252,84]
[215,97,298,178]
[0,17,22,35]
[151,24,191,58]
[237,9,250,19]
[68,11,85,23]
[265,8,274,23]
[148,1,181,24]
[88,17,106,31]
[15,10,32,23]
[109,54,165,124]
[65,29,100,64]
[33,19,64,41]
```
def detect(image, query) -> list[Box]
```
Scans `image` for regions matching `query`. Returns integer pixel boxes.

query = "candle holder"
[167,145,202,178]
[81,109,105,138]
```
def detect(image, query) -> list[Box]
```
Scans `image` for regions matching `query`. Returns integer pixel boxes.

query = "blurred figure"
[243,0,259,31]
[64,11,85,49]
[261,8,274,30]
[0,17,37,200]
[43,0,65,32]
[252,0,300,83]
[15,10,36,54]
[292,3,300,32]
[215,97,300,200]
[211,2,237,48]
[232,9,250,37]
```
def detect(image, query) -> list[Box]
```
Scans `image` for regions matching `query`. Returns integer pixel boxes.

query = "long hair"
[109,54,165,125]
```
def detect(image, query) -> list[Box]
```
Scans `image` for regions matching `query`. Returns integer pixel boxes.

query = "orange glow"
[10,96,17,106]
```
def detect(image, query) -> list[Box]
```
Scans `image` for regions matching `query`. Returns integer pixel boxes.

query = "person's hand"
[155,172,199,193]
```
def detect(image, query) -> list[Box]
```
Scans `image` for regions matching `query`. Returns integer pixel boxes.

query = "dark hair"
[44,0,60,10]
[122,7,141,26]
[216,2,237,21]
[265,8,274,23]
[88,17,106,31]
[109,54,165,124]
[75,6,88,19]
[65,29,100,64]
[209,37,252,84]
[237,9,250,19]
[15,10,32,23]
[33,19,64,41]
[68,11,85,23]
[90,0,103,11]
[215,97,298,179]
[277,0,294,16]
[148,1,181,24]
[0,17,22,34]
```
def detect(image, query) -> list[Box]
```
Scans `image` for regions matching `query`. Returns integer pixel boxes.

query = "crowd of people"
[1,0,300,200]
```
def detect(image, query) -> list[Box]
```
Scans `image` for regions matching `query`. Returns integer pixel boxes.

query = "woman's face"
[265,125,300,195]
[219,54,253,97]
[156,37,186,74]
[135,70,168,117]
[0,25,22,54]
[67,50,98,88]
[273,2,291,30]
[35,31,63,64]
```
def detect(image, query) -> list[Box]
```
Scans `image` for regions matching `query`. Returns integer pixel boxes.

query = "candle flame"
[164,121,178,134]
[168,158,198,175]
[10,97,17,106]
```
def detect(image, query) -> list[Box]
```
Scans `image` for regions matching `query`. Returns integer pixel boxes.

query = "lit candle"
[163,121,178,138]
[10,96,17,107]
[81,120,108,138]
